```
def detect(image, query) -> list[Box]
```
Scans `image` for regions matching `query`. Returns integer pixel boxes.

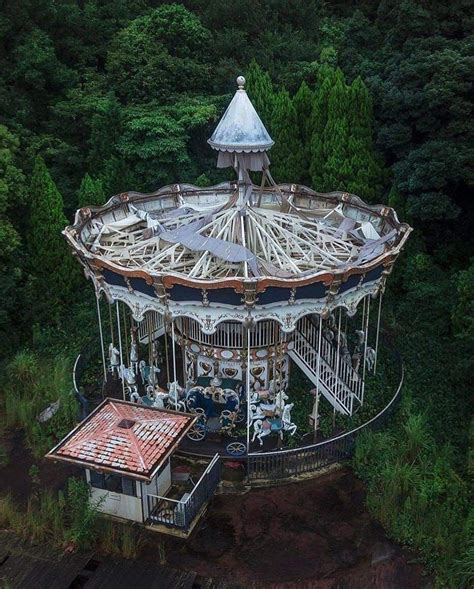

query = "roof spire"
[208,75,273,154]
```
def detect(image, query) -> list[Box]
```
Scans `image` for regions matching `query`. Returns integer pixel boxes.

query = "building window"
[89,471,136,496]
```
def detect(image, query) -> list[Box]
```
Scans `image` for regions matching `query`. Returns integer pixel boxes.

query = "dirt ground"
[0,428,430,588]
[0,429,80,504]
[144,469,430,588]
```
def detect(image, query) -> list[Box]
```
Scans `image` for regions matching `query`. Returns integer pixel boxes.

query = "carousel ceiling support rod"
[246,324,251,455]
[362,295,370,405]
[109,303,114,346]
[116,300,126,400]
[241,211,249,278]
[96,295,107,382]
[315,314,323,435]
[164,316,170,386]
[122,306,129,366]
[171,319,178,410]
[374,289,383,375]
[335,308,342,409]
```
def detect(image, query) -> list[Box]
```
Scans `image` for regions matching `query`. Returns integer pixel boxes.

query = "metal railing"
[247,347,404,482]
[298,315,363,403]
[137,311,165,344]
[147,453,221,531]
[180,317,278,349]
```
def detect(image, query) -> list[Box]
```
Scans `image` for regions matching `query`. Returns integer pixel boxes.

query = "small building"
[47,399,221,535]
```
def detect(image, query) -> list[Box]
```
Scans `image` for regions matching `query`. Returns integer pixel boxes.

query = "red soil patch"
[156,470,429,588]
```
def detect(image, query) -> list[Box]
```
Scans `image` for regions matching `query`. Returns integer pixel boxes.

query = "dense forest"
[0,0,472,585]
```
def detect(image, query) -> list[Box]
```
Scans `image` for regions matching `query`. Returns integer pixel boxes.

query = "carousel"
[64,76,411,457]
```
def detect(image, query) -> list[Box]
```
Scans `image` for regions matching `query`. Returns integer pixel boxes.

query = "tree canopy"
[0,2,472,584]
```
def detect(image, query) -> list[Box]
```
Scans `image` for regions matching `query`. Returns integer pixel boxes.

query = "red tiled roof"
[47,399,194,480]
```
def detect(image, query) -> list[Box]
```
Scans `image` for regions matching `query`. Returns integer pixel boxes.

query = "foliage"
[106,4,212,104]
[77,173,106,209]
[0,126,26,354]
[353,405,470,585]
[270,90,305,182]
[98,519,144,559]
[0,2,471,584]
[26,157,79,324]
[0,477,142,556]
[245,60,275,130]
[3,352,78,458]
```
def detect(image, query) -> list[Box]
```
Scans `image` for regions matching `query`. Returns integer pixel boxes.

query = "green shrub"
[353,406,470,585]
[2,353,79,458]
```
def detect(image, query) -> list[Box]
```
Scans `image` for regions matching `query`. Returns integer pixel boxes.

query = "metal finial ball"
[236,76,246,89]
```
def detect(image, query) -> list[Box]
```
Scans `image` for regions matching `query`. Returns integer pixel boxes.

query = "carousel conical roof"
[208,76,274,153]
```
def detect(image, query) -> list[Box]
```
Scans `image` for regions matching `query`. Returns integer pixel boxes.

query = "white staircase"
[288,315,363,415]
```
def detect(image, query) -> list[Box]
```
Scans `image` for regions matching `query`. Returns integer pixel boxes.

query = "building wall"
[141,460,172,521]
[85,469,144,523]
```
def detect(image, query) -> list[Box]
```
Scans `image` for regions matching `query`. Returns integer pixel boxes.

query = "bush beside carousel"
[48,77,411,534]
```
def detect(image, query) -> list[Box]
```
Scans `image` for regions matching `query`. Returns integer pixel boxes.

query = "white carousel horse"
[138,360,161,386]
[152,340,160,364]
[275,389,288,414]
[139,360,147,384]
[167,381,186,411]
[281,403,297,436]
[352,351,362,374]
[251,403,297,446]
[355,329,365,350]
[341,344,352,365]
[130,391,141,404]
[108,343,120,377]
[120,365,138,397]
[130,340,139,373]
[365,346,376,372]
[249,403,266,422]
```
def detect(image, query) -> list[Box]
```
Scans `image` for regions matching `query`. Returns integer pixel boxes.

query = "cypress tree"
[245,60,275,131]
[28,157,76,317]
[308,66,339,189]
[293,81,314,181]
[77,173,106,208]
[321,72,351,191]
[345,76,383,201]
[270,89,305,183]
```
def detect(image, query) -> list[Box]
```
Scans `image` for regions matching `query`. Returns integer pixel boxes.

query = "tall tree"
[311,69,350,191]
[345,76,383,201]
[245,60,275,131]
[106,4,212,104]
[293,81,314,180]
[270,90,305,182]
[308,66,339,188]
[77,173,106,208]
[27,157,77,320]
[0,126,26,350]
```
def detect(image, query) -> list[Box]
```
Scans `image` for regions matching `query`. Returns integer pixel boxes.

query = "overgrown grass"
[98,519,144,559]
[353,401,471,587]
[2,351,78,458]
[0,477,144,559]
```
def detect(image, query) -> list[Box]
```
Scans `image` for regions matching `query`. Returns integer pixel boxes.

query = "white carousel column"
[171,319,178,410]
[361,296,370,405]
[116,301,126,400]
[96,295,107,382]
[361,294,366,330]
[246,325,251,454]
[335,308,342,405]
[163,316,170,385]
[374,290,383,375]
[314,314,323,433]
